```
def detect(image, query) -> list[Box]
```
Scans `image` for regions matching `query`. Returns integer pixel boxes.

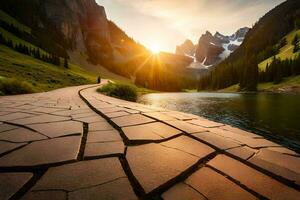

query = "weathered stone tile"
[28,121,82,138]
[248,149,300,184]
[126,143,199,193]
[89,122,114,131]
[0,112,36,121]
[22,191,67,200]
[100,107,124,114]
[31,107,65,114]
[165,120,207,134]
[0,128,47,142]
[84,141,124,157]
[193,132,241,150]
[186,167,257,200]
[32,158,125,191]
[74,116,105,123]
[161,136,214,157]
[165,111,198,120]
[11,114,70,125]
[106,111,130,118]
[187,119,224,128]
[69,177,138,200]
[208,155,300,200]
[265,147,298,155]
[71,112,97,119]
[0,123,18,132]
[208,127,279,148]
[222,125,262,138]
[0,136,81,167]
[87,130,122,143]
[122,122,181,141]
[162,182,206,200]
[144,112,177,121]
[226,146,257,160]
[0,141,26,155]
[112,114,155,127]
[0,172,33,200]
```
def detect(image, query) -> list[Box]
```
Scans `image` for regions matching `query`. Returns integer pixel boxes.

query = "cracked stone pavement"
[0,82,299,200]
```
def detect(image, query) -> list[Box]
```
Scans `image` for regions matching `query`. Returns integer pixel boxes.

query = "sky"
[96,0,285,52]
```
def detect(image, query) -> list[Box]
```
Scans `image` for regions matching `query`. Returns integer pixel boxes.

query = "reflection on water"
[138,92,300,152]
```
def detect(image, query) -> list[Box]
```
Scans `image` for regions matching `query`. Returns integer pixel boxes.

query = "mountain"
[198,0,300,91]
[0,0,194,91]
[176,27,249,67]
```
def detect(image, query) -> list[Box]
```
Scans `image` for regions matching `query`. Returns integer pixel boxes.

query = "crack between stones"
[9,168,47,200]
[76,123,88,161]
[206,165,269,200]
[2,121,51,139]
[183,182,209,200]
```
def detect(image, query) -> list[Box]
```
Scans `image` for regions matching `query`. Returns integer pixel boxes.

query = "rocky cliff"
[176,27,249,67]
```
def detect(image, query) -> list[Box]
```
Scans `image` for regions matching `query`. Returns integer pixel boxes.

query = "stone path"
[0,82,299,200]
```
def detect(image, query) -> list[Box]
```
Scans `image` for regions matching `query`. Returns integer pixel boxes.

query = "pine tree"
[64,56,69,68]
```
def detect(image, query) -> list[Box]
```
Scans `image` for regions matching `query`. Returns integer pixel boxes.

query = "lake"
[138,92,300,152]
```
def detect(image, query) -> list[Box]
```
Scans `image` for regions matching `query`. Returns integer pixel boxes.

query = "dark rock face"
[178,27,249,67]
[195,31,224,65]
[42,0,111,61]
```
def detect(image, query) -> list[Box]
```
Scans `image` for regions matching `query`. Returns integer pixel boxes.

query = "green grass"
[97,82,138,102]
[219,76,300,93]
[259,29,300,71]
[0,77,35,95]
[0,44,97,93]
[0,10,31,34]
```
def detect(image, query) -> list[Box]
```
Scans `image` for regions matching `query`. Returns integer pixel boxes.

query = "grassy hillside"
[0,44,97,92]
[259,29,300,71]
[220,75,300,93]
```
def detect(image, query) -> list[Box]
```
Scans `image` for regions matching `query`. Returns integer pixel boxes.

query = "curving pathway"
[0,82,299,200]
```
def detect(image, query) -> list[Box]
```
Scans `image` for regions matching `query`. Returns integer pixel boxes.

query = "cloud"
[97,0,285,51]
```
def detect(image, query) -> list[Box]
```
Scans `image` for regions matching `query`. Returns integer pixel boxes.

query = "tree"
[292,34,299,53]
[64,56,69,68]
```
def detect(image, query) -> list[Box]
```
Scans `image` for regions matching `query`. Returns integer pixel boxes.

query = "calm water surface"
[138,92,300,152]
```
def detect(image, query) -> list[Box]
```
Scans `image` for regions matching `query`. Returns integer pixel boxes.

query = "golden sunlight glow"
[149,44,161,54]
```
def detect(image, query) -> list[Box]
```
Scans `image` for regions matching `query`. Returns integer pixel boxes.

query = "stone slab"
[84,141,125,157]
[185,167,257,200]
[161,136,214,157]
[0,128,47,142]
[0,112,36,121]
[22,191,67,200]
[226,146,257,160]
[0,141,26,155]
[0,136,81,167]
[0,172,33,200]
[112,114,155,127]
[193,132,241,150]
[162,183,206,200]
[74,116,105,123]
[69,177,138,200]
[144,112,177,121]
[248,149,300,184]
[89,122,114,131]
[122,122,181,141]
[32,158,126,191]
[106,111,130,118]
[11,114,70,125]
[87,130,122,143]
[187,119,224,128]
[0,123,18,132]
[165,120,207,134]
[126,142,199,193]
[28,121,82,138]
[208,155,300,200]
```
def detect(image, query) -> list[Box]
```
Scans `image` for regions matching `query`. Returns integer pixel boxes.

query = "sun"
[149,44,161,54]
